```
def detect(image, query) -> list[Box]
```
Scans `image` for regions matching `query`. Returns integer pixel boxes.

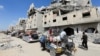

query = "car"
[17,33,24,38]
[22,34,39,43]
[11,31,18,36]
[31,34,39,39]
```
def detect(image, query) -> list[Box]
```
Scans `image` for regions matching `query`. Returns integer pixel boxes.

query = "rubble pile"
[0,34,14,50]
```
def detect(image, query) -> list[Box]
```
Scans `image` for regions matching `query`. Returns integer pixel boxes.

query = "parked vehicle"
[11,31,18,36]
[17,33,24,38]
[22,34,39,43]
[31,34,39,39]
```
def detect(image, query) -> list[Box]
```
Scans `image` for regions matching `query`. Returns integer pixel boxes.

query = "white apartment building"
[26,3,44,33]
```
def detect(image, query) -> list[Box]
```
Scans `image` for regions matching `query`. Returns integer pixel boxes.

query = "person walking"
[39,34,46,51]
[81,32,88,49]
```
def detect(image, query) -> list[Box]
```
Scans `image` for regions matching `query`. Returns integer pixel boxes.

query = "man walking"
[81,32,88,49]
[39,34,46,51]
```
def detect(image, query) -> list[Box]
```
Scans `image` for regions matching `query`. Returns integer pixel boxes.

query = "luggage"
[55,47,62,53]
[53,36,61,42]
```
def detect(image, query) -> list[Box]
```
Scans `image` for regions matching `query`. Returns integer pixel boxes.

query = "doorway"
[64,27,74,36]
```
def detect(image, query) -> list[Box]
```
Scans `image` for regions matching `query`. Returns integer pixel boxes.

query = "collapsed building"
[26,0,100,36]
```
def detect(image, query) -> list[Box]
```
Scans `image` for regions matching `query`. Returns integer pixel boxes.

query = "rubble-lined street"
[0,33,100,56]
[0,0,100,56]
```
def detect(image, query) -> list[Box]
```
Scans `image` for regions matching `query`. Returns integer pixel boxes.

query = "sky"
[0,0,100,30]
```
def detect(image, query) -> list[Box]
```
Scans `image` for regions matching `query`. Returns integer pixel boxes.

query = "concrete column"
[59,10,61,16]
[74,28,77,35]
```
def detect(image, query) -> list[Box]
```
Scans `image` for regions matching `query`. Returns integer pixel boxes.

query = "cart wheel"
[50,48,56,56]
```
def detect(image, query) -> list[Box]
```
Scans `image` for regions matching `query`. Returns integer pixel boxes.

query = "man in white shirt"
[60,31,66,39]
[60,31,68,48]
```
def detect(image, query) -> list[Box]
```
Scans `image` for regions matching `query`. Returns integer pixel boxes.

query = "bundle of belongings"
[50,36,63,53]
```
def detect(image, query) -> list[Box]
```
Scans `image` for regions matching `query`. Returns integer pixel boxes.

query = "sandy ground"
[0,33,100,56]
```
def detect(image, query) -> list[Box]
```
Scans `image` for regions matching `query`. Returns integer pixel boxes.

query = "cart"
[45,36,75,56]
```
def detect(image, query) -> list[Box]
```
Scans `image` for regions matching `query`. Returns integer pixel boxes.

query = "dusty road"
[0,33,100,56]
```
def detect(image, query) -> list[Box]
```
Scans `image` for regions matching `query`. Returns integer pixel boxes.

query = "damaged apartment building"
[42,0,100,36]
[26,0,100,36]
[26,3,44,33]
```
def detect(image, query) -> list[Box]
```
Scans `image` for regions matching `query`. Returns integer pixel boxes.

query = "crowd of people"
[38,28,89,56]
[39,29,88,52]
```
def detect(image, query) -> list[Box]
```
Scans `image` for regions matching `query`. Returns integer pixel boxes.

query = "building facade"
[14,18,26,31]
[24,0,100,36]
[26,3,44,33]
[42,0,100,35]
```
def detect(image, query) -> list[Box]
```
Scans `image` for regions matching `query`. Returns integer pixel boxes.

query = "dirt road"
[0,33,100,56]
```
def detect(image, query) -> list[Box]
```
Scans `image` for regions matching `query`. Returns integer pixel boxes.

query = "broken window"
[28,11,36,16]
[41,12,44,14]
[41,9,46,11]
[53,11,59,16]
[44,22,47,24]
[53,19,56,22]
[62,17,67,21]
[30,9,32,12]
[82,12,91,18]
[60,0,70,5]
[60,10,70,15]
[73,15,76,17]
[87,1,90,4]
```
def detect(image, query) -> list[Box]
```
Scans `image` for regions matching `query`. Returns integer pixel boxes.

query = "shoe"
[42,48,46,51]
